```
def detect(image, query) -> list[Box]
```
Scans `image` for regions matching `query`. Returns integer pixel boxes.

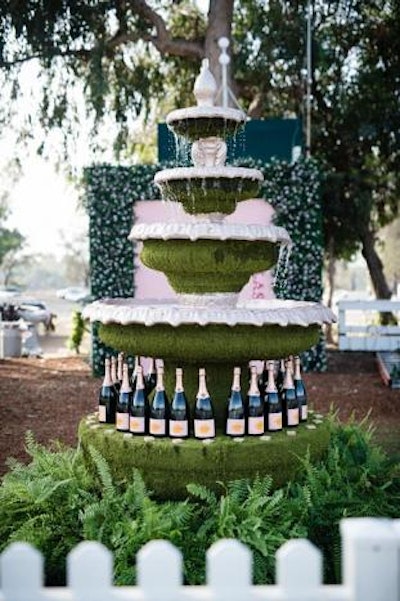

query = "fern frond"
[87,445,115,496]
[186,482,217,506]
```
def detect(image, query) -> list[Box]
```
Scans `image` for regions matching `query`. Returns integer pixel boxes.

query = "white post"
[67,541,113,601]
[305,0,313,157]
[0,542,44,601]
[341,518,399,601]
[207,539,252,599]
[276,539,322,601]
[137,539,182,601]
[218,37,230,108]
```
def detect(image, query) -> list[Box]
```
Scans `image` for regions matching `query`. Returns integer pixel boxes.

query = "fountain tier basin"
[80,415,330,500]
[130,222,291,294]
[83,297,334,391]
[166,105,246,141]
[154,166,263,215]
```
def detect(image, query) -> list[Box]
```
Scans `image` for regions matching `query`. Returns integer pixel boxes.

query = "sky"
[1,0,209,260]
[5,156,88,260]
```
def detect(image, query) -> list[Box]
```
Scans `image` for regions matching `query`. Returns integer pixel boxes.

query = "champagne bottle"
[116,363,132,432]
[226,367,245,437]
[117,352,124,384]
[247,365,264,436]
[276,359,286,395]
[98,357,118,424]
[194,368,215,440]
[149,365,168,437]
[294,355,308,422]
[111,355,120,392]
[281,358,299,427]
[257,360,268,394]
[265,360,282,432]
[130,356,141,392]
[145,357,157,395]
[130,365,147,435]
[169,367,189,438]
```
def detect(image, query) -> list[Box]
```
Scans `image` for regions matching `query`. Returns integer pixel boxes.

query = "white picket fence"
[338,299,400,351]
[0,518,399,601]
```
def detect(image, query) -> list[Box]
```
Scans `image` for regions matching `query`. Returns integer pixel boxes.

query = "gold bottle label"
[130,416,145,433]
[169,420,188,437]
[268,413,282,431]
[116,412,129,430]
[287,408,299,426]
[149,418,166,436]
[98,405,106,423]
[248,416,264,435]
[226,418,245,436]
[301,405,308,420]
[194,419,215,439]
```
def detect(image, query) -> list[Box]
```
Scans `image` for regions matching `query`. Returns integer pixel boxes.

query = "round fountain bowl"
[166,106,246,141]
[154,166,263,215]
[129,221,291,295]
[141,238,278,294]
[83,297,335,363]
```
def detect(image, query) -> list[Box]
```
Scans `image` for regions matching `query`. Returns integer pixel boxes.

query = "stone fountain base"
[79,413,330,500]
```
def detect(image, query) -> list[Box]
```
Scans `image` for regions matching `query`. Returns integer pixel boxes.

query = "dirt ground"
[0,347,399,476]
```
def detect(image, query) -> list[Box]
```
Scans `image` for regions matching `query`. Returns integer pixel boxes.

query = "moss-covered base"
[159,177,260,215]
[79,414,330,500]
[140,239,278,294]
[99,322,320,364]
[168,117,243,141]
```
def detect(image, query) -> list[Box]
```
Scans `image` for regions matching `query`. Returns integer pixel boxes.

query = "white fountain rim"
[154,166,264,183]
[128,221,292,245]
[82,298,337,328]
[166,105,246,125]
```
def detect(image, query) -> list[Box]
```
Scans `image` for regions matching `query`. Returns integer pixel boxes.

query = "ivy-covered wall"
[84,158,326,375]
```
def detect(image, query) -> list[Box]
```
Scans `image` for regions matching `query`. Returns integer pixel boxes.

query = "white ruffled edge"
[154,166,264,183]
[166,105,246,125]
[82,298,337,328]
[128,221,292,246]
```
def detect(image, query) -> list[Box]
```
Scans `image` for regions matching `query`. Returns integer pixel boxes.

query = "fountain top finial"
[194,58,217,107]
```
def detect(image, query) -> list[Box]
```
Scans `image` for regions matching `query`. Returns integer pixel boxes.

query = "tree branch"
[125,0,204,59]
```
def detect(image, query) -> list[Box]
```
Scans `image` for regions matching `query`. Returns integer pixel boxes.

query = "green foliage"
[0,432,94,584]
[186,477,306,584]
[0,418,398,586]
[0,225,24,266]
[81,446,194,584]
[67,311,89,354]
[287,416,400,582]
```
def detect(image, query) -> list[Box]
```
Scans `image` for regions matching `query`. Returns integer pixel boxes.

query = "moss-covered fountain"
[81,59,336,499]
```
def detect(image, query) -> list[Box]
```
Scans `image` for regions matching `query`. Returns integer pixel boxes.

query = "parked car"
[0,298,54,331]
[56,286,90,303]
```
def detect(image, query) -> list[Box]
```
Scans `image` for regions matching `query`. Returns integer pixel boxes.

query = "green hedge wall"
[84,158,326,375]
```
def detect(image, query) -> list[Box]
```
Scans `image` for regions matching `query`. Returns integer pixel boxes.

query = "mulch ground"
[0,350,399,476]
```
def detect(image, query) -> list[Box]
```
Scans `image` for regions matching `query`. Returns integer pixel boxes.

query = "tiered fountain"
[81,60,336,499]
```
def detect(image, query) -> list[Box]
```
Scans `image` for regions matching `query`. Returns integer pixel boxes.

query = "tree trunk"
[205,0,235,105]
[360,226,392,299]
[360,225,395,325]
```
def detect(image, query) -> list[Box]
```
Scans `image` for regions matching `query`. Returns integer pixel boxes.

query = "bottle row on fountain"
[98,355,308,439]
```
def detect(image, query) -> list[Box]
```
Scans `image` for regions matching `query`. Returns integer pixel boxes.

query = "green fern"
[87,444,115,496]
